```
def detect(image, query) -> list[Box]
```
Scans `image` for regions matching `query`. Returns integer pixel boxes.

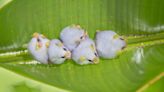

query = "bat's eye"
[94,53,98,57]
[63,48,67,51]
[37,38,41,42]
[61,56,65,58]
[121,46,126,50]
[80,36,83,39]
[88,59,92,62]
[120,38,124,40]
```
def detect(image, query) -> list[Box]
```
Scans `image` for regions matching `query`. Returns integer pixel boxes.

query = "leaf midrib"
[0,32,164,60]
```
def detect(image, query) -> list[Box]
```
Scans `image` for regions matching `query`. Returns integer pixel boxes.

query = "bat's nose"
[64,51,71,59]
[36,42,42,50]
[93,57,99,64]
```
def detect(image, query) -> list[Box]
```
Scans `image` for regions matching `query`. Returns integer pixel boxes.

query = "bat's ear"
[71,24,76,27]
[56,42,63,47]
[33,32,39,38]
[41,34,46,38]
[113,34,119,39]
[76,25,81,29]
[45,41,50,48]
[79,56,85,62]
[90,44,95,51]
[84,31,88,36]
[93,57,99,64]
[96,30,100,33]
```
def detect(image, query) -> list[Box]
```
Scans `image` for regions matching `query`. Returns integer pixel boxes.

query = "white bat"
[95,30,126,59]
[60,24,88,51]
[72,38,99,65]
[28,33,50,64]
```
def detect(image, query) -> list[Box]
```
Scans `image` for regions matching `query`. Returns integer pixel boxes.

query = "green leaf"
[0,67,68,92]
[0,0,12,9]
[0,0,164,92]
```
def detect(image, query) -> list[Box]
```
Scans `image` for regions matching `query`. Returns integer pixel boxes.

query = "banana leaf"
[0,0,164,92]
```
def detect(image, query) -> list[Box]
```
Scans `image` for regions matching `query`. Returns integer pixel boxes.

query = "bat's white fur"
[72,38,99,65]
[28,33,49,64]
[96,31,126,59]
[60,25,87,51]
[48,39,71,64]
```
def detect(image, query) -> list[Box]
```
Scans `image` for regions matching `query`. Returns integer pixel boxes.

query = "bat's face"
[78,44,99,65]
[32,32,50,50]
[74,29,88,45]
[28,32,50,64]
[72,39,99,65]
[48,39,71,64]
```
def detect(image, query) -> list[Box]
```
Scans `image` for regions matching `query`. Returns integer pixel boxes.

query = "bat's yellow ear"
[96,30,100,33]
[84,31,88,36]
[113,34,119,39]
[76,25,81,29]
[79,56,85,62]
[56,42,63,47]
[90,44,95,51]
[33,32,39,38]
[45,41,50,48]
[93,57,99,64]
[41,34,46,38]
[71,24,76,27]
